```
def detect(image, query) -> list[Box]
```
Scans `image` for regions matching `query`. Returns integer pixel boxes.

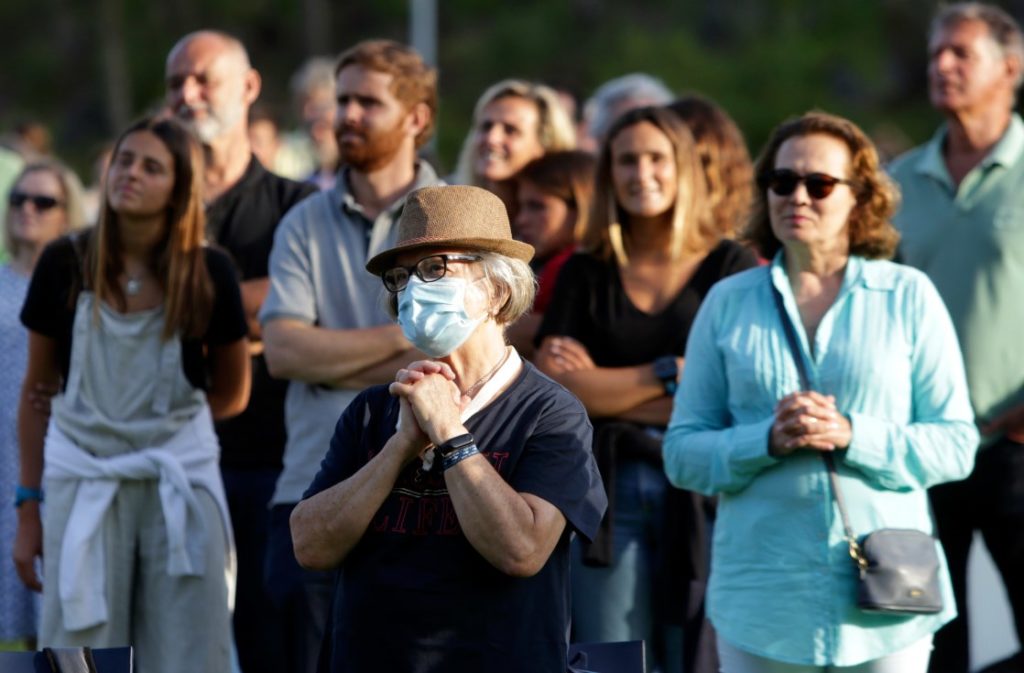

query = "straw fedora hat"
[365,185,534,275]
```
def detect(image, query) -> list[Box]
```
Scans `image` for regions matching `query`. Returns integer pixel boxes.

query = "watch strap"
[653,355,679,396]
[15,485,44,508]
[441,444,480,471]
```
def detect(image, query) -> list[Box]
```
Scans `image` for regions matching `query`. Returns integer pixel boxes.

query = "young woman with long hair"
[536,106,758,672]
[13,117,250,673]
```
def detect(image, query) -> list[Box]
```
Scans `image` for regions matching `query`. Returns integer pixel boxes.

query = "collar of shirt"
[769,251,895,300]
[333,160,442,221]
[914,113,1024,186]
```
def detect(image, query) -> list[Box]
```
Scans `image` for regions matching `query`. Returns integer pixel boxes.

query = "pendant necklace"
[461,346,512,401]
[125,274,143,296]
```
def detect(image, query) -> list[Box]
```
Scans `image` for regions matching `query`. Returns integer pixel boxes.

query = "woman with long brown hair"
[667,94,754,240]
[13,117,250,673]
[505,150,595,358]
[536,106,757,671]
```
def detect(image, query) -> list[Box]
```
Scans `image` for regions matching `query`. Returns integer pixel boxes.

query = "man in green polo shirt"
[890,4,1024,672]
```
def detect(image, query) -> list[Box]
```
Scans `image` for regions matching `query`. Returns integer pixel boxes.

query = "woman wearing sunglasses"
[0,160,86,649]
[290,185,605,673]
[13,117,250,672]
[535,106,757,671]
[663,111,978,672]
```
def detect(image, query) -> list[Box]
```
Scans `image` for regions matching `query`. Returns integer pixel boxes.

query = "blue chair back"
[0,646,133,672]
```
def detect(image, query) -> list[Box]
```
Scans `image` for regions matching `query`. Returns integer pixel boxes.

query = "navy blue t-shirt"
[303,361,607,673]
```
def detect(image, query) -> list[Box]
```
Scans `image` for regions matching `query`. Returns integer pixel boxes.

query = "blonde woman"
[536,106,757,670]
[1,160,86,648]
[452,79,575,208]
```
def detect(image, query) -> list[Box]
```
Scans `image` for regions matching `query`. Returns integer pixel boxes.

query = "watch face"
[654,356,677,381]
[439,433,476,456]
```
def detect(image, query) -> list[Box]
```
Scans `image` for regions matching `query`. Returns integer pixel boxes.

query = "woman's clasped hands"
[389,361,467,458]
[770,391,852,457]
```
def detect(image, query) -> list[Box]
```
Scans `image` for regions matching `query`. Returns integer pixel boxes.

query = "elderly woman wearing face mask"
[289,185,606,673]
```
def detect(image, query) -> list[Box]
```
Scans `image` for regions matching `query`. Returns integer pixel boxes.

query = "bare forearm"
[19,333,60,489]
[444,455,565,577]
[552,366,663,417]
[207,339,252,420]
[290,437,411,570]
[240,278,270,340]
[335,350,427,389]
[17,389,48,488]
[618,396,674,426]
[264,320,411,385]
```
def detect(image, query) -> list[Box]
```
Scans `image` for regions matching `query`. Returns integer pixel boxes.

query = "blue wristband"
[441,444,480,471]
[15,485,43,508]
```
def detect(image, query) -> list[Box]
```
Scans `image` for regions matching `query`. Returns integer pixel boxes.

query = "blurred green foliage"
[0,0,1007,179]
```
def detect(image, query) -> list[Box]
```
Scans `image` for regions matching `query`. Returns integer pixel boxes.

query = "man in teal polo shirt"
[890,4,1024,672]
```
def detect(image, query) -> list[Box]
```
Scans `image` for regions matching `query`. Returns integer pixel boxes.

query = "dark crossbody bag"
[770,281,943,615]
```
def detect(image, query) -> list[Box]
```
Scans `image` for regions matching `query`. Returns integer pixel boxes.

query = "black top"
[206,156,316,470]
[304,362,607,673]
[536,239,760,366]
[20,232,247,390]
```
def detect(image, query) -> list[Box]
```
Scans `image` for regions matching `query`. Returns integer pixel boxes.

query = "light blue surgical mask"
[397,276,485,357]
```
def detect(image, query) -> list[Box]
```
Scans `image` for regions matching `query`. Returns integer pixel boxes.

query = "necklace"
[124,274,143,296]
[461,346,512,401]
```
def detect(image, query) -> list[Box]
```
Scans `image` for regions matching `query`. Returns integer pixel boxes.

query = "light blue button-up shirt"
[663,254,978,666]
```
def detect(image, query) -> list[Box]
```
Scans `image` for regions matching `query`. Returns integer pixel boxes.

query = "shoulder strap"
[769,279,867,572]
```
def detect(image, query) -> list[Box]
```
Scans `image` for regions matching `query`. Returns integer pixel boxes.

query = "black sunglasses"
[759,169,855,200]
[8,191,64,211]
[382,253,481,292]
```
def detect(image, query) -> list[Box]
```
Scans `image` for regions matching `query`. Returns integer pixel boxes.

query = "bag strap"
[769,281,868,573]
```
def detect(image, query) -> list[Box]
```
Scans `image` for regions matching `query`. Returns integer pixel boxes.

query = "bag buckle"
[847,536,869,573]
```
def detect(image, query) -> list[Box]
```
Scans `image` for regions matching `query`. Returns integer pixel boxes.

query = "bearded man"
[259,39,443,672]
[164,30,316,673]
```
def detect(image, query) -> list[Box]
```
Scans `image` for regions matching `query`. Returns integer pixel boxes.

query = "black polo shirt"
[207,156,317,470]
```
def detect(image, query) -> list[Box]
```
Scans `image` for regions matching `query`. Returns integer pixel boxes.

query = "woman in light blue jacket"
[663,111,978,673]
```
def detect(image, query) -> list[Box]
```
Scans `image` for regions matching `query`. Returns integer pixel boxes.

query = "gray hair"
[290,57,336,99]
[931,2,1024,89]
[383,251,537,326]
[583,73,674,142]
[167,30,252,71]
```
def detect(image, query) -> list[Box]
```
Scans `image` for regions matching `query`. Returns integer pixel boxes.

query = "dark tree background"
[3,0,1024,175]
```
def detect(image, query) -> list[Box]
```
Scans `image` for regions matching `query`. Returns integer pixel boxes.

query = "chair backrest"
[568,640,646,673]
[0,647,133,673]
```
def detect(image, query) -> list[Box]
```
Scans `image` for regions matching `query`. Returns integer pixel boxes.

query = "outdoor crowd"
[0,1,1022,672]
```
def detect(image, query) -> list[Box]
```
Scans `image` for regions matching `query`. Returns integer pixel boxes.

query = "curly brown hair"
[667,95,753,240]
[744,110,900,260]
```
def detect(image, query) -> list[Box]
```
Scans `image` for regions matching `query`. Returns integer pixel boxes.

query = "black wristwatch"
[653,355,679,396]
[436,433,476,458]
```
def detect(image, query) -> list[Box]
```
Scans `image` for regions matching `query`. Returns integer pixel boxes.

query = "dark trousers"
[266,503,337,673]
[222,467,286,673]
[928,438,1024,673]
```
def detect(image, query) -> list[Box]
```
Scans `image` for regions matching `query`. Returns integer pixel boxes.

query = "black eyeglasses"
[8,191,64,211]
[758,169,856,200]
[382,254,482,292]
